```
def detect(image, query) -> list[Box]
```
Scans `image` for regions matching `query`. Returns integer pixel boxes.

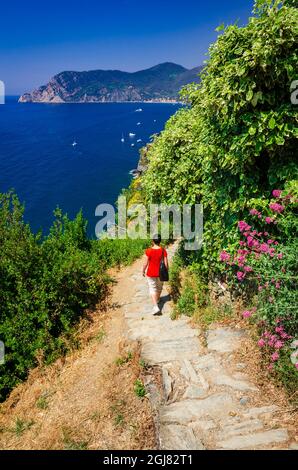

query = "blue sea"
[0,97,180,237]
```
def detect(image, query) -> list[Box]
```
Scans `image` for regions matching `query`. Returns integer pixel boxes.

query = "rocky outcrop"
[19,62,202,103]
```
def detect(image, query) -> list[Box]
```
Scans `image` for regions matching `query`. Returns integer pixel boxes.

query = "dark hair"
[152,234,161,245]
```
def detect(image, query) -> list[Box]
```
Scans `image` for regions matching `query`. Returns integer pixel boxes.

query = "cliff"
[19,63,202,103]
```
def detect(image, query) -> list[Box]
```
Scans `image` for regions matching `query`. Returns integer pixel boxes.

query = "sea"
[0,97,180,238]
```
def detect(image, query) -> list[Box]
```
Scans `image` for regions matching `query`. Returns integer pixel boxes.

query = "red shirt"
[145,247,167,277]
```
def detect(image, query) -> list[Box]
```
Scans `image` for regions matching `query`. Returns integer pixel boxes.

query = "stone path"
[123,244,295,450]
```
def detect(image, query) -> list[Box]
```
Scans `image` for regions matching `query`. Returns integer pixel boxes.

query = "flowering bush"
[220,187,298,386]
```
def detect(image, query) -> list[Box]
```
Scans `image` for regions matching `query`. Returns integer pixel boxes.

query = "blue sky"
[1,0,253,94]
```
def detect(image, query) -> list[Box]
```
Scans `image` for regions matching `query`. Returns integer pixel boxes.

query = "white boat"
[129,133,136,137]
[137,122,141,126]
[137,139,142,142]
[131,143,135,147]
[153,119,157,122]
[121,133,125,142]
[135,108,143,112]
[72,141,77,147]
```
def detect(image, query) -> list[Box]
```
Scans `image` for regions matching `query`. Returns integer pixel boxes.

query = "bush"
[142,0,298,276]
[219,188,298,391]
[0,191,148,401]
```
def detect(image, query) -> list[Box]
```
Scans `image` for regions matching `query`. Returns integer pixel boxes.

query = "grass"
[114,413,125,426]
[134,379,146,398]
[110,399,126,427]
[95,327,106,343]
[12,418,34,437]
[139,359,149,370]
[115,351,133,366]
[62,427,89,450]
[193,303,233,329]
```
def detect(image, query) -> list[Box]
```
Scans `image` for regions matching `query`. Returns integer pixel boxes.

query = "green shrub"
[0,191,148,401]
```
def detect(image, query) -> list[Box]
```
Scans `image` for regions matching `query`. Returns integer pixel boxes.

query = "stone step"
[160,393,236,424]
[159,424,205,450]
[142,337,202,364]
[217,428,289,450]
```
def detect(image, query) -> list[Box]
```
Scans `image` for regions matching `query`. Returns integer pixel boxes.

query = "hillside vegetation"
[140,0,298,393]
[0,191,148,400]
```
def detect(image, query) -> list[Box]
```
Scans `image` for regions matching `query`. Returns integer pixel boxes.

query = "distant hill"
[19,62,203,103]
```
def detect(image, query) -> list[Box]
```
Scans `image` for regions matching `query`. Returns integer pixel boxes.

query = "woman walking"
[142,235,168,315]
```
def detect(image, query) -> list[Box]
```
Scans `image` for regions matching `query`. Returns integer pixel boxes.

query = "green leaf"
[215,23,225,32]
[246,89,254,101]
[268,117,276,129]
[249,127,257,135]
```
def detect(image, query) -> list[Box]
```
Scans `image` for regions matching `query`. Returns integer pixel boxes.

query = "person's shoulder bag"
[159,248,169,281]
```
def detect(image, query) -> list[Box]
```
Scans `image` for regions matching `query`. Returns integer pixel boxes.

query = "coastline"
[18,99,183,104]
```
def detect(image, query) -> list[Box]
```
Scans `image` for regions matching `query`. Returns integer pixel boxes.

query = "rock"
[240,397,250,406]
[243,405,279,419]
[190,419,217,432]
[218,419,264,439]
[207,327,245,353]
[211,373,257,392]
[183,384,209,399]
[142,337,201,364]
[160,393,236,424]
[217,429,288,449]
[159,424,205,450]
[289,443,298,450]
[162,367,172,401]
[193,353,219,371]
[146,382,163,411]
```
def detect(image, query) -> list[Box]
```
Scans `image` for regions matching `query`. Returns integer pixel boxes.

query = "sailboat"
[72,141,77,147]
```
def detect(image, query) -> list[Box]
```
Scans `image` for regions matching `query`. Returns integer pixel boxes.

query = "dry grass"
[0,262,156,450]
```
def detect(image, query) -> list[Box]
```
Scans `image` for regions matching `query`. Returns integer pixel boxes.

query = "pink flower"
[275,326,284,334]
[258,285,263,291]
[244,265,253,272]
[264,231,269,236]
[249,209,260,216]
[220,250,230,262]
[269,203,285,213]
[238,221,251,232]
[277,253,283,260]
[295,363,298,370]
[275,282,280,289]
[274,340,284,349]
[268,296,274,303]
[269,248,275,257]
[267,239,274,245]
[242,310,252,318]
[268,364,273,370]
[272,189,282,198]
[260,243,269,253]
[258,339,266,348]
[271,351,279,362]
[247,236,254,247]
[265,217,273,224]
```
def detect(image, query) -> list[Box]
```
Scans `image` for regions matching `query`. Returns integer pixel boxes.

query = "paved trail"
[122,244,296,450]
